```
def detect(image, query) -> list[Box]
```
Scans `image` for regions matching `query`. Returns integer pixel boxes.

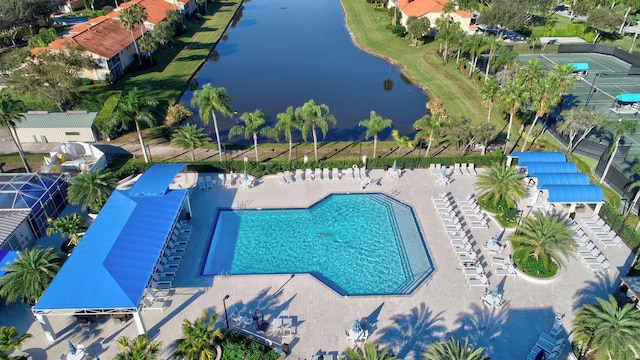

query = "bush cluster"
[513,248,558,278]
[599,203,640,249]
[220,330,280,360]
[476,193,517,227]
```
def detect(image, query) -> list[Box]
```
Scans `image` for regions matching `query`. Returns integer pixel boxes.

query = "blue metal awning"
[568,62,589,72]
[535,173,590,188]
[34,164,187,312]
[129,164,185,197]
[545,185,603,203]
[510,152,566,164]
[525,162,577,176]
[615,94,640,103]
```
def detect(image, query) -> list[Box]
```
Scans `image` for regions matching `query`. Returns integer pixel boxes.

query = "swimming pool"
[202,193,433,295]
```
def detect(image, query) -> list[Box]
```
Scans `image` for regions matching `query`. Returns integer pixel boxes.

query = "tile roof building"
[389,0,476,33]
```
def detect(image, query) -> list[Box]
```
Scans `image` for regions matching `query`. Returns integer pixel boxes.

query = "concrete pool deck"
[0,168,634,360]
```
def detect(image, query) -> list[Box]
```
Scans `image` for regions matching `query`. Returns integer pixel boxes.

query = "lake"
[179,0,428,143]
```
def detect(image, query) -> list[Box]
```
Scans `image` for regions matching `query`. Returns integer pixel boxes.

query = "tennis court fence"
[558,44,640,76]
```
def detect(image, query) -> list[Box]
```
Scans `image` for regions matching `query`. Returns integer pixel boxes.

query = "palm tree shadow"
[449,302,508,357]
[572,273,617,310]
[377,302,446,359]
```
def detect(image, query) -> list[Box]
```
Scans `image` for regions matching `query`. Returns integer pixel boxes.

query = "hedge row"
[599,202,640,249]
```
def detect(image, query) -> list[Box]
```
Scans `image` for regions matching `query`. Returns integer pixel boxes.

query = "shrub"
[599,203,640,249]
[220,330,279,360]
[513,248,558,278]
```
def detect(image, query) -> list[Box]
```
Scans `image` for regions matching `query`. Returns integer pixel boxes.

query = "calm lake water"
[179,0,428,142]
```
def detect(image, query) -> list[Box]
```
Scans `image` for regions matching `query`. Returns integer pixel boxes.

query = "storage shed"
[15,111,99,143]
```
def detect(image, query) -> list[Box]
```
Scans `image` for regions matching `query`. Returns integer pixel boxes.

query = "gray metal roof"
[17,111,97,129]
[0,210,29,244]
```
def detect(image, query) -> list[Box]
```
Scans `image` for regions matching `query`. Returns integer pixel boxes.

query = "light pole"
[223,295,230,329]
[585,73,602,107]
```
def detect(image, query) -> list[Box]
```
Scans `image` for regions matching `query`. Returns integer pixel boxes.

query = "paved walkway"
[0,168,633,360]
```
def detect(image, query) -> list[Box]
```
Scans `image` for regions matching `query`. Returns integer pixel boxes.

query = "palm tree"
[113,87,158,163]
[497,79,523,151]
[452,29,466,69]
[573,295,640,360]
[138,35,157,61]
[0,93,30,172]
[0,246,64,305]
[229,109,278,162]
[413,115,439,157]
[275,106,300,161]
[520,62,576,151]
[296,99,337,162]
[174,309,223,360]
[483,36,499,82]
[344,342,396,360]
[0,326,32,360]
[625,163,640,218]
[464,34,486,78]
[480,77,499,123]
[118,4,148,66]
[600,119,638,184]
[474,163,526,208]
[66,169,117,213]
[46,213,86,246]
[391,129,414,157]
[165,104,193,132]
[359,110,392,159]
[510,212,575,272]
[435,15,456,64]
[423,337,488,360]
[171,124,210,161]
[115,335,161,360]
[191,84,233,162]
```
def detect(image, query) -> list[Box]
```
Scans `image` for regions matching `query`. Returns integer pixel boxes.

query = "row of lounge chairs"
[492,256,516,277]
[457,194,489,229]
[429,163,477,176]
[580,215,623,248]
[199,174,231,190]
[571,222,611,275]
[432,192,488,288]
[277,167,368,185]
[527,314,566,360]
[151,220,192,290]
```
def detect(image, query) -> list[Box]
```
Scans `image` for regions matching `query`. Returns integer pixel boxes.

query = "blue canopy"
[568,62,589,72]
[535,173,590,188]
[545,185,603,203]
[615,94,640,103]
[129,164,185,197]
[510,152,566,164]
[34,164,187,312]
[525,162,577,176]
[0,250,18,277]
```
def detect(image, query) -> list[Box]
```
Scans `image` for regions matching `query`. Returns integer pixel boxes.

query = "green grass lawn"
[340,0,501,127]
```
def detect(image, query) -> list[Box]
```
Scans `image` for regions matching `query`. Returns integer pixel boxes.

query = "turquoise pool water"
[202,193,433,295]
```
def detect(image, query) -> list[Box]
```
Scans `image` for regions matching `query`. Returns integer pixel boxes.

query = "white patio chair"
[344,168,354,180]
[276,172,287,185]
[305,168,313,181]
[453,163,463,175]
[284,171,294,183]
[332,168,341,180]
[314,168,322,180]
[295,169,304,182]
[468,163,477,175]
[322,168,331,180]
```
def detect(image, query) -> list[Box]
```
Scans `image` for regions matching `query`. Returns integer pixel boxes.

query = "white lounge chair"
[198,178,206,190]
[601,236,622,248]
[314,168,322,180]
[295,169,304,182]
[429,163,437,176]
[463,266,483,276]
[584,254,607,266]
[496,265,517,277]
[284,171,294,183]
[322,168,331,180]
[360,167,368,179]
[353,166,361,180]
[276,172,287,185]
[305,169,313,181]
[468,274,489,288]
[344,168,354,180]
[218,173,227,187]
[205,175,215,189]
[332,168,340,180]
[453,163,463,175]
[468,163,477,175]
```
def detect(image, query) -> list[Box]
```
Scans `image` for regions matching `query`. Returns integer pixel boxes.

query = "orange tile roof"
[68,24,92,33]
[71,18,145,59]
[397,0,445,17]
[107,0,173,24]
[455,9,473,18]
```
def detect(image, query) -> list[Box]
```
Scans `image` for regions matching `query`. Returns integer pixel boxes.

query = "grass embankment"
[80,0,243,113]
[0,154,48,172]
[339,0,502,127]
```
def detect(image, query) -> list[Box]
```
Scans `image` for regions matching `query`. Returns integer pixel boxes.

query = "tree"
[165,9,183,32]
[587,8,624,43]
[600,119,638,184]
[557,108,605,156]
[406,16,430,46]
[452,28,467,69]
[165,104,193,132]
[490,46,518,75]
[413,115,440,157]
[344,342,396,360]
[435,16,458,64]
[496,71,523,150]
[191,84,233,162]
[174,309,223,360]
[359,110,392,159]
[445,117,473,154]
[0,93,29,172]
[296,99,337,162]
[464,34,486,78]
[619,0,640,33]
[66,169,117,213]
[426,99,451,124]
[480,77,499,122]
[477,0,530,32]
[196,0,207,14]
[0,0,65,36]
[151,21,175,47]
[115,335,161,360]
[391,129,414,157]
[172,124,210,161]
[113,87,159,163]
[573,295,640,360]
[474,121,495,156]
[0,246,64,305]
[483,36,499,81]
[520,61,576,151]
[46,213,86,246]
[275,106,300,161]
[474,163,526,208]
[0,326,32,360]
[510,212,575,271]
[625,176,640,218]
[229,109,278,162]
[138,35,157,60]
[118,4,148,66]
[423,337,487,360]
[6,47,97,111]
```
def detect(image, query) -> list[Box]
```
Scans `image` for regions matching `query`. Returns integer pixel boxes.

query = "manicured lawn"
[0,154,47,172]
[340,0,502,127]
